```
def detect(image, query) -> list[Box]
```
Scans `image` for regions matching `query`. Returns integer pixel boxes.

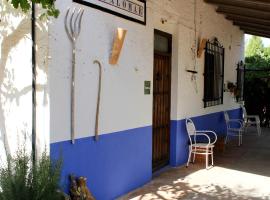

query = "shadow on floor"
[119,128,270,200]
[215,127,270,177]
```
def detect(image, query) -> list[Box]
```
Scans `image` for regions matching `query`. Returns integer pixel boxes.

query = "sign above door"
[73,0,146,25]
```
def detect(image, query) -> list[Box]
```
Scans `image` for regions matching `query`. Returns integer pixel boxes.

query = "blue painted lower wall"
[50,108,242,200]
[170,108,242,166]
[50,126,152,200]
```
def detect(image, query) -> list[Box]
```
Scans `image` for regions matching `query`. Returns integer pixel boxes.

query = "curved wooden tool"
[93,60,102,141]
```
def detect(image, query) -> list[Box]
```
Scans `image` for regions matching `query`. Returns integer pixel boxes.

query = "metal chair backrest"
[186,118,196,146]
[224,111,229,122]
[241,106,247,122]
[224,111,230,127]
[186,118,196,136]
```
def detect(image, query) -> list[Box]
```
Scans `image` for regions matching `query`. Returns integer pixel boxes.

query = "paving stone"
[119,128,270,200]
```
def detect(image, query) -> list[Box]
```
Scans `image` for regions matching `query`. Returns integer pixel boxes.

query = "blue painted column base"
[170,108,242,167]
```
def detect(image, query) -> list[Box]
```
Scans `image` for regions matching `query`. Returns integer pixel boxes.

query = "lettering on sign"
[73,0,146,25]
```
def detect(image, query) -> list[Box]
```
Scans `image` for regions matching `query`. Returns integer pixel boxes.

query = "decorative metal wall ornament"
[93,60,102,141]
[65,7,84,144]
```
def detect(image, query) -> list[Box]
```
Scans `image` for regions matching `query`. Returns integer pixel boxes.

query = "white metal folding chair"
[186,118,217,169]
[224,111,244,146]
[241,106,261,136]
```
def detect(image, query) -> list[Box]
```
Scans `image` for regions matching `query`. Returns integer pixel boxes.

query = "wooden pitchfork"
[65,7,84,144]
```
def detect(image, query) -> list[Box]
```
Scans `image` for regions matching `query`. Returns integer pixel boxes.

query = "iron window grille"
[236,61,245,102]
[203,38,225,108]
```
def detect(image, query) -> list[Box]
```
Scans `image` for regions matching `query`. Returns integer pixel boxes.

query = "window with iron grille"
[203,38,225,108]
[236,61,245,102]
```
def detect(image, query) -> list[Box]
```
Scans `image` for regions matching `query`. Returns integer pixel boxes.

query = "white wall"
[176,0,245,119]
[0,0,245,166]
[49,0,245,143]
[0,1,49,162]
[148,0,244,120]
[50,0,154,143]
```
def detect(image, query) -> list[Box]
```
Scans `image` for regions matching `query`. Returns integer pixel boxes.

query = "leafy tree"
[245,36,270,71]
[244,36,270,117]
[245,36,264,58]
[6,0,59,18]
[264,47,270,61]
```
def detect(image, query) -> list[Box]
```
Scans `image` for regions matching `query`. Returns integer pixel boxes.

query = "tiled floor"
[120,128,270,200]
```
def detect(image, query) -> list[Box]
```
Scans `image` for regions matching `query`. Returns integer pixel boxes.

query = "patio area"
[120,128,270,200]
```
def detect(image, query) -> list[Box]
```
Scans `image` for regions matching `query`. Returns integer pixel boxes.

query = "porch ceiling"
[204,0,270,38]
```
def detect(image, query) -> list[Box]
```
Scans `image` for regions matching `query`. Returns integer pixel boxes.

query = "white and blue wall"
[49,0,245,199]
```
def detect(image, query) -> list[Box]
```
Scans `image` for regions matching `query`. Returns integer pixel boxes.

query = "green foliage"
[0,149,63,200]
[245,36,264,58]
[244,36,270,115]
[245,36,270,79]
[6,0,59,18]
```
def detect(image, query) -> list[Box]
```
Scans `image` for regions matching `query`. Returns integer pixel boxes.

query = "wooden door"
[152,30,172,172]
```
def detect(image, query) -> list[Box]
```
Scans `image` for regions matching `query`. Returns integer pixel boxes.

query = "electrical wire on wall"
[149,0,199,93]
[192,0,198,93]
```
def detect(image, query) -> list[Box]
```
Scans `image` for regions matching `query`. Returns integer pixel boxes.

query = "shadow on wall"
[0,2,49,161]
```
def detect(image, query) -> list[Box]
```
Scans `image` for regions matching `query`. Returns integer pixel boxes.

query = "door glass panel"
[154,34,169,53]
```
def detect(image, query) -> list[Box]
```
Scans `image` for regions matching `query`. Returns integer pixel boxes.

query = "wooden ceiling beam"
[217,5,270,20]
[204,0,270,12]
[240,27,270,36]
[244,31,270,39]
[240,27,270,37]
[204,0,270,38]
[234,22,270,32]
[226,14,270,27]
[250,0,270,3]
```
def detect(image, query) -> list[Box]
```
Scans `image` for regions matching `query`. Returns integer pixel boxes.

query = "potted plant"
[227,81,241,100]
[227,81,237,93]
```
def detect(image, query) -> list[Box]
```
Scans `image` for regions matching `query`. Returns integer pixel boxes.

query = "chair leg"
[240,134,242,145]
[257,124,261,136]
[186,146,192,167]
[225,135,228,144]
[238,131,241,146]
[205,149,209,169]
[211,147,214,166]
[193,147,196,163]
[241,130,243,144]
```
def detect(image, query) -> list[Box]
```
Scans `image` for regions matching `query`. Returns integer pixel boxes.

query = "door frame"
[152,29,172,172]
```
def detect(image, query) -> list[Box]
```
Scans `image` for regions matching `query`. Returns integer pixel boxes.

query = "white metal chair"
[241,106,261,136]
[224,111,243,146]
[186,118,217,169]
